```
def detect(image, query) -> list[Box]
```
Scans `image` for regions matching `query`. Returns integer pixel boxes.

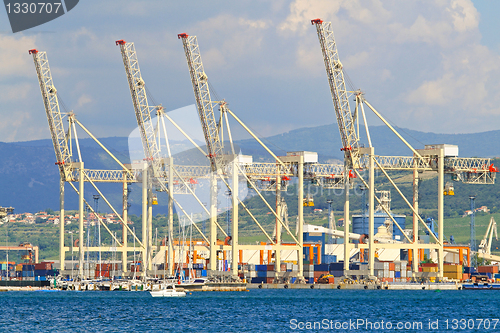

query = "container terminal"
[3,18,500,292]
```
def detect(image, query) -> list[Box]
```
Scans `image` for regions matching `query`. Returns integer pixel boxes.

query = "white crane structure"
[178,33,350,280]
[29,49,145,279]
[311,18,498,281]
[477,217,500,262]
[116,40,229,277]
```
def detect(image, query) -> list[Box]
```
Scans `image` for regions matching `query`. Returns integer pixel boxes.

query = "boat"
[150,284,186,297]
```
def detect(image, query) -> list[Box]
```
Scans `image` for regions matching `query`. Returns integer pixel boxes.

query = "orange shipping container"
[389,263,395,271]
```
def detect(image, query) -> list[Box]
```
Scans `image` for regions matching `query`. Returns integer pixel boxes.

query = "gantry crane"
[30,49,143,279]
[311,19,498,281]
[116,40,228,277]
[179,33,332,280]
[477,216,500,262]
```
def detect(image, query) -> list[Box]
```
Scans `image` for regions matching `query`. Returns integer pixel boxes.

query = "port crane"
[477,216,500,262]
[178,34,353,280]
[30,49,144,279]
[116,39,229,276]
[311,19,497,280]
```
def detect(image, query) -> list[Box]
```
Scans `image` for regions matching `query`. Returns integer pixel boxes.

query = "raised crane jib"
[178,33,224,172]
[116,40,164,177]
[311,19,360,168]
[29,49,73,181]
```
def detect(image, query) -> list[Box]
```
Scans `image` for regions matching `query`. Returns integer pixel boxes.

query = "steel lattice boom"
[178,34,224,172]
[116,40,163,178]
[29,49,73,181]
[311,19,359,168]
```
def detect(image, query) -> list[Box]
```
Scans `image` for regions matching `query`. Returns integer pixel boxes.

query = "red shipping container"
[421,263,438,267]
[267,265,274,271]
[478,266,499,274]
[266,277,274,284]
[35,263,52,270]
[313,271,328,278]
[328,277,335,284]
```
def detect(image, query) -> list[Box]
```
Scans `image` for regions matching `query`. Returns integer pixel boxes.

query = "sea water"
[0,289,499,332]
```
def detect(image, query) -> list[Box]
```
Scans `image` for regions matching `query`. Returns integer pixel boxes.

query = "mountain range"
[1,124,499,214]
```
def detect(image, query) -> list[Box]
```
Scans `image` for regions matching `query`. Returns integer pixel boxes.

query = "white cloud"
[0,35,37,77]
[449,0,479,32]
[0,83,33,102]
[76,94,93,108]
[343,50,371,69]
[278,0,341,34]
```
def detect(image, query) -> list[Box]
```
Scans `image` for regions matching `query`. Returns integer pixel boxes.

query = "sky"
[1,0,500,144]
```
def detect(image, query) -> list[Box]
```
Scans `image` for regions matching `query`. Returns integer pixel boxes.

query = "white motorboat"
[150,284,186,297]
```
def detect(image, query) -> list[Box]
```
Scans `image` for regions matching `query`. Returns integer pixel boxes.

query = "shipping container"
[314,271,328,279]
[477,266,499,274]
[330,270,343,277]
[255,265,267,271]
[314,264,329,271]
[251,277,266,284]
[256,271,267,278]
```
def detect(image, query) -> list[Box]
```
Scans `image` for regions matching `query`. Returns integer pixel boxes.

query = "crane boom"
[311,19,360,168]
[115,40,163,176]
[178,33,224,172]
[29,49,73,181]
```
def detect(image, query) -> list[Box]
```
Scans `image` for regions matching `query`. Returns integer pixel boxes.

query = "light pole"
[69,231,74,281]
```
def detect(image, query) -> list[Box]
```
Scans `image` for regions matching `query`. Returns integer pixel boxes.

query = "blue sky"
[0,0,499,144]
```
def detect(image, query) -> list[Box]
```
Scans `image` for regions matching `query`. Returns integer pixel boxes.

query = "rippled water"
[1,289,499,332]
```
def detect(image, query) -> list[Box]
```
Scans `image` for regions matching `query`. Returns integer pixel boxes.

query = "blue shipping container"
[255,265,267,271]
[201,270,207,277]
[330,270,343,277]
[314,264,329,271]
[256,271,267,278]
[329,263,344,271]
[251,277,266,284]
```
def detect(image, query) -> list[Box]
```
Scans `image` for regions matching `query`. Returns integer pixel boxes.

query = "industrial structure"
[21,17,500,288]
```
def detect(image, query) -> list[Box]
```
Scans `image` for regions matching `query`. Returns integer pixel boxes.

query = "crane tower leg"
[412,166,419,277]
[343,172,350,273]
[368,147,375,277]
[148,187,153,272]
[78,163,84,279]
[168,158,174,277]
[298,156,304,281]
[59,178,65,273]
[122,180,128,273]
[142,166,148,277]
[209,172,218,272]
[438,148,444,280]
[231,158,239,277]
[275,176,281,276]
